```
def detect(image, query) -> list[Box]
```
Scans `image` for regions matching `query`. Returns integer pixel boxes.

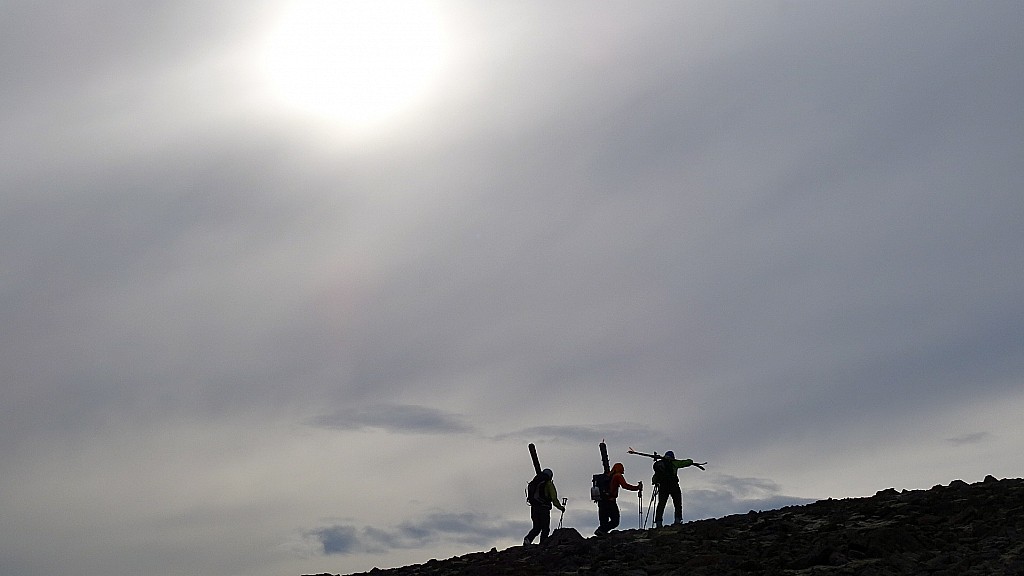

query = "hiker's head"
[611,462,624,475]
[664,451,675,459]
[542,468,553,479]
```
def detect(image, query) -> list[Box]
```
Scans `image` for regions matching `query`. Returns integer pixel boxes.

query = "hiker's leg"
[655,486,668,527]
[525,507,544,543]
[596,500,610,534]
[669,484,682,523]
[607,501,620,531]
[538,510,551,543]
[525,524,539,543]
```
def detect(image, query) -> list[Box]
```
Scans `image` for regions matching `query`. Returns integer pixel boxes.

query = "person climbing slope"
[524,468,565,545]
[594,462,642,535]
[628,447,706,528]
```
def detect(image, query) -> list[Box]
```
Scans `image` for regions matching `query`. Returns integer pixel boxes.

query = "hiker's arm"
[617,475,641,492]
[674,458,707,471]
[547,483,564,511]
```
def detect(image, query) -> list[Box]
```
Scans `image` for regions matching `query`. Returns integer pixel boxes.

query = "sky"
[2,1,1023,575]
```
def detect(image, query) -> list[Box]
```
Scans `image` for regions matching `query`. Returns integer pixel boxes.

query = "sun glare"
[261,0,447,131]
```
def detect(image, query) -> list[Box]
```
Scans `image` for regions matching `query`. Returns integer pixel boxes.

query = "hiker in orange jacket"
[595,462,642,535]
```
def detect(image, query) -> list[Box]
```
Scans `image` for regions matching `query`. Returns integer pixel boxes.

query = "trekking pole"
[643,484,658,529]
[638,484,643,528]
[557,498,567,529]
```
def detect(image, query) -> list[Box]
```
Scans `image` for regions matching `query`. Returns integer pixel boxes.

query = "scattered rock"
[544,527,584,546]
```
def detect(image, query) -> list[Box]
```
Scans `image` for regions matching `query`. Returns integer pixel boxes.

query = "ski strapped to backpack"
[591,441,613,502]
[526,443,552,507]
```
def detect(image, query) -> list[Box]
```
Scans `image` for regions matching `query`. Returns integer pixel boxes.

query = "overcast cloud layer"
[3,2,1023,576]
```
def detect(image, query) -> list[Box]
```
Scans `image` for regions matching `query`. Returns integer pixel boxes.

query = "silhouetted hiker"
[650,450,704,528]
[594,462,642,535]
[524,468,565,545]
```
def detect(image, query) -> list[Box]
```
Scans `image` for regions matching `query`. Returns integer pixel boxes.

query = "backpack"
[526,473,551,507]
[652,458,676,486]
[591,472,612,502]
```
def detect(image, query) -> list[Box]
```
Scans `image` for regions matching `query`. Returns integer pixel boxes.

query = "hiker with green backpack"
[628,448,706,528]
[524,468,565,545]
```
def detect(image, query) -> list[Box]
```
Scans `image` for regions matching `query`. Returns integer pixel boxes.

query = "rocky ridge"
[307,476,1024,576]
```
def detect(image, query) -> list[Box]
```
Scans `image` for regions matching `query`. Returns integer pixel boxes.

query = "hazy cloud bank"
[309,404,475,435]
[308,512,527,555]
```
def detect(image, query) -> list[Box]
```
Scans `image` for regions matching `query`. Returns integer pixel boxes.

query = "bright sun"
[261,0,447,130]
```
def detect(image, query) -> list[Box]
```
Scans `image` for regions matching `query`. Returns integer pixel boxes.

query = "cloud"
[308,404,475,434]
[493,423,665,446]
[946,432,990,446]
[308,525,361,556]
[680,475,816,520]
[308,512,527,556]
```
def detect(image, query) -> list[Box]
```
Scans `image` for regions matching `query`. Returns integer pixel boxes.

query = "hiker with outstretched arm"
[628,448,706,528]
[524,468,565,545]
[594,462,642,535]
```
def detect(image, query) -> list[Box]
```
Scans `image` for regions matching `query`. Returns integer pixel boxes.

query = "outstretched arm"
[673,458,707,471]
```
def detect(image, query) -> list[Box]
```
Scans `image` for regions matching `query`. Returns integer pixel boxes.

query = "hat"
[542,468,553,479]
[664,451,675,459]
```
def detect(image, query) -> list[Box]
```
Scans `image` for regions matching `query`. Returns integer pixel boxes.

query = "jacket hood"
[611,462,624,475]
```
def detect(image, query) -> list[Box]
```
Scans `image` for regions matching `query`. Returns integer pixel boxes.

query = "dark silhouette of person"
[594,462,642,535]
[524,468,565,545]
[651,450,704,527]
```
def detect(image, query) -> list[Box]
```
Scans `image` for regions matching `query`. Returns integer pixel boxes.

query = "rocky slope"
[306,476,1024,576]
